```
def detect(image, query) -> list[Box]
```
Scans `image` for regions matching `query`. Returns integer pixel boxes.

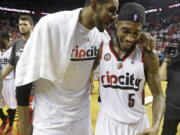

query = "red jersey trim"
[122,46,136,62]
[109,40,119,61]
[142,47,145,63]
[100,42,104,60]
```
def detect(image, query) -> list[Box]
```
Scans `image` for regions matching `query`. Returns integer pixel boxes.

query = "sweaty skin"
[136,50,165,135]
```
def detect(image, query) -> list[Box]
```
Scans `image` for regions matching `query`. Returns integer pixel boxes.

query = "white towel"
[15,8,110,86]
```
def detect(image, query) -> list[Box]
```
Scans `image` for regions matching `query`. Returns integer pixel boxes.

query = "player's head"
[84,0,119,32]
[0,30,10,49]
[115,2,146,51]
[19,15,34,35]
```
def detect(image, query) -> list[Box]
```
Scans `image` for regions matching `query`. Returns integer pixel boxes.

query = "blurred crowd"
[0,7,180,59]
[145,8,180,60]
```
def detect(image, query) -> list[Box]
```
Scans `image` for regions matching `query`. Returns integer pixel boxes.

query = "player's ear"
[91,0,97,11]
[31,25,34,31]
[114,18,119,29]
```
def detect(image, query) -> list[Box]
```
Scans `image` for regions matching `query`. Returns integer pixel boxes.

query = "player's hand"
[18,121,33,135]
[136,127,159,135]
[0,95,5,104]
[138,32,156,52]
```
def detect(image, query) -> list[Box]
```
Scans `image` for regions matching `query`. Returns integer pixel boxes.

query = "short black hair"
[118,2,146,24]
[19,15,34,26]
[0,30,10,41]
[84,0,110,7]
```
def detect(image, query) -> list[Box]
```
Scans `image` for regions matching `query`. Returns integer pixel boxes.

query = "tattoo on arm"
[144,50,165,129]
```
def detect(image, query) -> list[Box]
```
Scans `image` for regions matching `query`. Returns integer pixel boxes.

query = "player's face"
[0,37,8,49]
[116,21,142,51]
[93,0,118,32]
[19,20,32,35]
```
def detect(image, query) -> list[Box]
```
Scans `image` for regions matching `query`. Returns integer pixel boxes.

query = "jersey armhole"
[141,47,145,63]
[100,42,104,60]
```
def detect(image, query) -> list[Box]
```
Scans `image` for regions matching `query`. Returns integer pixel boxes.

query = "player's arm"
[2,63,14,79]
[16,83,33,135]
[92,41,105,71]
[3,43,16,79]
[90,49,100,93]
[92,49,100,72]
[0,69,3,99]
[159,57,170,81]
[138,50,165,135]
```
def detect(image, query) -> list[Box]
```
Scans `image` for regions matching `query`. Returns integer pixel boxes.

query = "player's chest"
[70,42,99,62]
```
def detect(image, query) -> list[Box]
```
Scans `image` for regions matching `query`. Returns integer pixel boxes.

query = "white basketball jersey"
[99,41,146,124]
[0,47,14,79]
[33,22,109,125]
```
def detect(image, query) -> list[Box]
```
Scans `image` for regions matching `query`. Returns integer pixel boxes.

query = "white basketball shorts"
[33,116,93,135]
[95,111,149,135]
[0,78,17,109]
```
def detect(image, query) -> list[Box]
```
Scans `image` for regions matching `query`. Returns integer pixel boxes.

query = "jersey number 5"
[128,93,135,107]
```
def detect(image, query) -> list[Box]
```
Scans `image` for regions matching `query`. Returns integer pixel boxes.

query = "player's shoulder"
[144,50,159,69]
[99,40,111,54]
[41,8,82,24]
[91,28,110,41]
[103,40,111,46]
[6,46,12,52]
[12,38,22,46]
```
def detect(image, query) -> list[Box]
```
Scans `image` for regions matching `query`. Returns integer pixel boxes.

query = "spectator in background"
[2,15,34,78]
[159,55,180,135]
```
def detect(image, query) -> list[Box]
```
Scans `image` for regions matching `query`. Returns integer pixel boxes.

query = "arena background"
[0,0,180,134]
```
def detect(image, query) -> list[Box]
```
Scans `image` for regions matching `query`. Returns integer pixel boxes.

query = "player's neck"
[79,7,95,30]
[21,33,30,41]
[112,38,126,59]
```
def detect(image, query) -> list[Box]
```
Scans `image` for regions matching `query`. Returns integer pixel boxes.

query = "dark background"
[0,0,179,64]
[0,0,179,12]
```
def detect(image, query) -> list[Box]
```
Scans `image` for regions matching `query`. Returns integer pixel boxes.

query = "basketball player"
[0,33,4,133]
[2,15,34,78]
[2,15,33,134]
[0,31,6,133]
[0,30,16,135]
[94,2,165,135]
[15,0,155,135]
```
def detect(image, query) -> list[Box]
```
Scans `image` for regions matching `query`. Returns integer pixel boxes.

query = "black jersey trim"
[103,84,139,91]
[71,57,96,61]
[109,40,136,62]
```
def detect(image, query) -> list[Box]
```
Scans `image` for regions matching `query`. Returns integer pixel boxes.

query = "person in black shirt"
[160,56,180,135]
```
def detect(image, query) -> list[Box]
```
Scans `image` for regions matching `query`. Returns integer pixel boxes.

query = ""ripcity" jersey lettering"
[101,71,142,91]
[71,45,98,61]
[0,58,8,64]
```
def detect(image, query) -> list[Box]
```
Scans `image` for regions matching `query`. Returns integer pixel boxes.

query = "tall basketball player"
[94,2,165,135]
